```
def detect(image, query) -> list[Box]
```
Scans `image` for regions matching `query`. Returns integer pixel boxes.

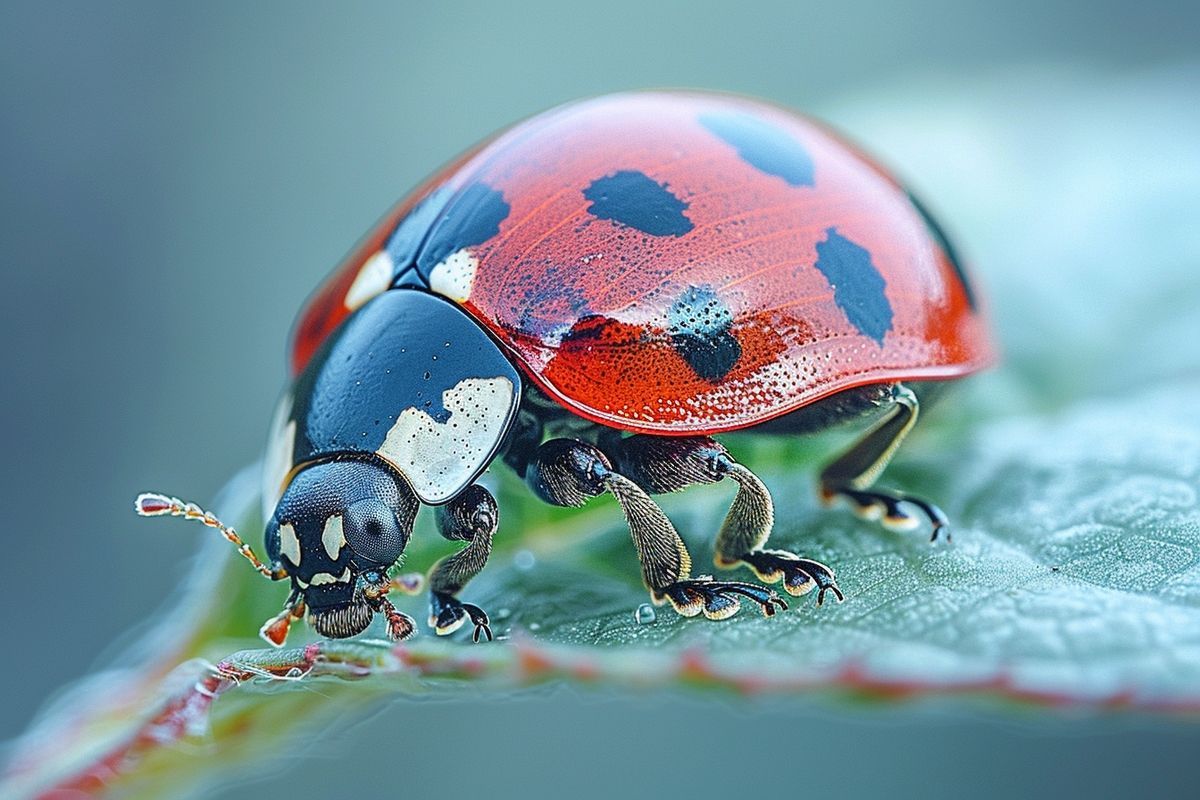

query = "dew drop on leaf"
[634,604,657,625]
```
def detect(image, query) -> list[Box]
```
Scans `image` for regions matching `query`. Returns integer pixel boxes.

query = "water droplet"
[494,607,511,620]
[634,603,657,625]
[514,550,536,571]
[528,622,541,631]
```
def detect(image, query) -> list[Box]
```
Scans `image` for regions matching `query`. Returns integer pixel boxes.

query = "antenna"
[135,492,284,580]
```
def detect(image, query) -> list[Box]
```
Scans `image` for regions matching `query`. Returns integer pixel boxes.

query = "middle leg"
[526,438,786,620]
[611,435,844,605]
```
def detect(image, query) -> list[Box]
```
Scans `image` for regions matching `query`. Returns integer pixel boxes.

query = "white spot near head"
[278,523,302,567]
[377,376,515,504]
[321,514,346,560]
[310,568,352,585]
[344,249,395,311]
[261,393,296,523]
[428,248,479,303]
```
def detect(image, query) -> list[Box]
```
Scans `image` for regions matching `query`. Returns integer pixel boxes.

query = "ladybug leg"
[818,383,949,541]
[612,435,842,604]
[526,438,785,620]
[427,485,498,643]
[258,596,306,647]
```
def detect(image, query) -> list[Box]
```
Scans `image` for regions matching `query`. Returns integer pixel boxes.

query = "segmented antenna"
[135,492,282,580]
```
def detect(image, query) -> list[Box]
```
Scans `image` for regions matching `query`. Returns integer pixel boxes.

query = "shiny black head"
[265,459,418,638]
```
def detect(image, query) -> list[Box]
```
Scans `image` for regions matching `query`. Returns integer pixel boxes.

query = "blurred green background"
[2,1,1199,797]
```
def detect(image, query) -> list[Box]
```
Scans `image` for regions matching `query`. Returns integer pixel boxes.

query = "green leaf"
[9,376,1200,797]
[476,379,1200,706]
[7,68,1200,797]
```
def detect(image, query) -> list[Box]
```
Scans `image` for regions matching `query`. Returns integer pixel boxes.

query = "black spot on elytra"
[583,170,693,237]
[386,186,454,280]
[813,228,893,345]
[699,111,814,187]
[413,182,510,279]
[517,280,591,337]
[667,285,741,382]
[906,191,977,310]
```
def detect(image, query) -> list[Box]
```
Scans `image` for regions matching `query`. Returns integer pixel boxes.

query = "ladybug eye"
[343,499,406,565]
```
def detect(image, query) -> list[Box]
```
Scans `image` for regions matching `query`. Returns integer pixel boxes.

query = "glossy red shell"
[290,92,994,434]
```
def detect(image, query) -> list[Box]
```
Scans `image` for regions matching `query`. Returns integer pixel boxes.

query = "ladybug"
[138,91,994,647]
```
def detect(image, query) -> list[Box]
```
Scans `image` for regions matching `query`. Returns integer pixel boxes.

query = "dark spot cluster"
[813,228,893,345]
[583,170,693,237]
[667,285,742,382]
[699,111,814,187]
[515,272,591,337]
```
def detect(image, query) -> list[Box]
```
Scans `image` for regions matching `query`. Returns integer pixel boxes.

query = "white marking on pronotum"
[261,393,296,522]
[310,568,352,585]
[377,376,515,504]
[344,249,395,311]
[278,523,302,566]
[321,514,346,560]
[427,248,479,303]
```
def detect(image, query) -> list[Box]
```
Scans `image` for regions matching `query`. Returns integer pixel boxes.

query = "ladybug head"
[265,459,418,638]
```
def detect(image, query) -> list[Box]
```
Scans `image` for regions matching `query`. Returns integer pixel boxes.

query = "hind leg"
[610,435,843,605]
[818,383,949,541]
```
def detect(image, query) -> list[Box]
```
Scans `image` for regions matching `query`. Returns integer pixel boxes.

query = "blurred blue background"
[2,1,1198,797]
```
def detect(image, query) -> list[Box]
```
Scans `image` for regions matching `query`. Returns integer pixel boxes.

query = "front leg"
[428,484,497,642]
[527,438,785,620]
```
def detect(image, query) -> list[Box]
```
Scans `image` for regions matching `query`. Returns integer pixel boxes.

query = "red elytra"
[289,91,994,435]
